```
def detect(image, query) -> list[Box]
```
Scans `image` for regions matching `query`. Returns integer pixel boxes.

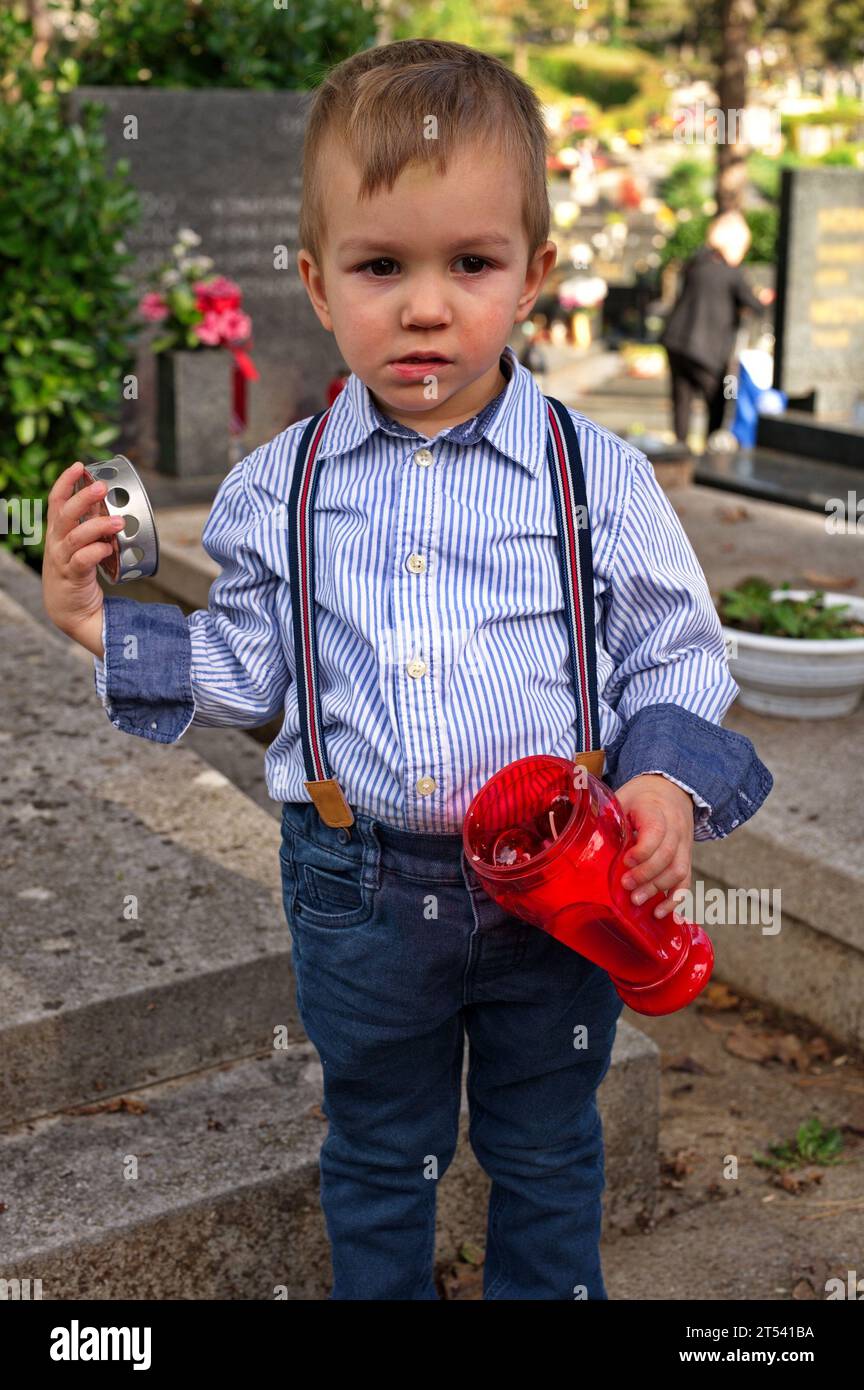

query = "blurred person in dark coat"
[660,211,774,447]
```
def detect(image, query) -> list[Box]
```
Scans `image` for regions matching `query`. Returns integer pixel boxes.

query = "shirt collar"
[314,342,549,477]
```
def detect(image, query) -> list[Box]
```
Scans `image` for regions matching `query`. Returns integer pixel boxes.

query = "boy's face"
[297,137,557,433]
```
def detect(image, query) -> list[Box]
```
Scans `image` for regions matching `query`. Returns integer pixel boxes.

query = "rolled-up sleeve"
[600,452,773,839]
[92,454,290,744]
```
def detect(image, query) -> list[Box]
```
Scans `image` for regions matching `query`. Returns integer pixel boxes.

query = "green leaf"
[47,339,97,368]
[0,233,28,257]
[90,425,120,447]
[16,416,36,446]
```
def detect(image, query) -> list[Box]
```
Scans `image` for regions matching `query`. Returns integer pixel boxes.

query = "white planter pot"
[721,589,864,719]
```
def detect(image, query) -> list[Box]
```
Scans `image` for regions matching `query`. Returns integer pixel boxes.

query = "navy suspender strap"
[544,396,605,780]
[286,397,604,829]
[285,407,354,827]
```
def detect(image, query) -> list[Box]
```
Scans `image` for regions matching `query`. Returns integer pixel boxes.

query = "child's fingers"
[653,882,691,920]
[47,461,86,508]
[66,536,118,574]
[47,462,89,532]
[645,846,691,894]
[633,839,686,895]
[622,833,686,896]
[56,476,111,541]
[622,811,666,870]
[622,818,675,888]
[64,513,123,561]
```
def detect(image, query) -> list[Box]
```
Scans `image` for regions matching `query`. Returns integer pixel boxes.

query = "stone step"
[0,564,303,1128]
[0,1028,658,1299]
[693,698,864,1052]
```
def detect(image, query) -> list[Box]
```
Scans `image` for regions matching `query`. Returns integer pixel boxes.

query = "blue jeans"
[278,800,625,1301]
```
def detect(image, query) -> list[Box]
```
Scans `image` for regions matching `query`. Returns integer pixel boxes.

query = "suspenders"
[286,395,605,829]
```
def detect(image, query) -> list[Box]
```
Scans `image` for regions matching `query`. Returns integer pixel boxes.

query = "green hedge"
[658,157,714,212]
[528,44,657,109]
[55,0,378,90]
[0,54,141,564]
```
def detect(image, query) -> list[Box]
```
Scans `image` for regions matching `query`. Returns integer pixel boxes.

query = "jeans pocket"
[301,863,367,915]
[287,822,379,930]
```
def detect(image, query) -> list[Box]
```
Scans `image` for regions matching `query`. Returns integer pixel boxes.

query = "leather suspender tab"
[573,749,606,779]
[304,779,355,828]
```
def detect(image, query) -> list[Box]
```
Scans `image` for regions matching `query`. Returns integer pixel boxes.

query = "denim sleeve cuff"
[98,596,195,743]
[636,768,713,840]
[601,701,774,839]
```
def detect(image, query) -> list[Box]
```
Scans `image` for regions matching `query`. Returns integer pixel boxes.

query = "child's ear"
[296,249,334,333]
[515,240,558,321]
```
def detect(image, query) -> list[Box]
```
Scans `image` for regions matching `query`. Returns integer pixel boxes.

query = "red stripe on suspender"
[547,405,593,746]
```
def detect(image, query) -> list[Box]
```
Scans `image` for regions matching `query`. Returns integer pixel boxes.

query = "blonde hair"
[298,39,551,269]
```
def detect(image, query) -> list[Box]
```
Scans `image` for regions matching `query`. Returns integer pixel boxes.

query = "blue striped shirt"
[93,343,772,838]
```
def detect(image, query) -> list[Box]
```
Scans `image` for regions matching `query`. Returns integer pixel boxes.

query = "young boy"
[42,39,772,1300]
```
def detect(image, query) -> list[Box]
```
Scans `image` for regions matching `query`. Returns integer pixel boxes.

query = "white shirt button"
[414,448,433,467]
[416,776,436,795]
[407,657,427,678]
[406,552,426,574]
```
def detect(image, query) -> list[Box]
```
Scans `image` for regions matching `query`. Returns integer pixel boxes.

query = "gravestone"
[65,88,344,472]
[773,166,864,420]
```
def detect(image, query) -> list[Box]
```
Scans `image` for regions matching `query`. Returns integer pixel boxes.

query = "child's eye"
[453,256,491,275]
[354,256,492,278]
[357,258,398,277]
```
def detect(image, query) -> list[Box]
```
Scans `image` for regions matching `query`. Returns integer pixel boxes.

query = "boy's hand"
[42,461,123,658]
[613,774,694,919]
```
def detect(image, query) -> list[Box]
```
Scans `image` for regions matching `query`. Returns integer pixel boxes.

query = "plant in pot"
[140,229,259,478]
[717,576,864,719]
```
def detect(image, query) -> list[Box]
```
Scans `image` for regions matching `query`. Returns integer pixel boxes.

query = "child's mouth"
[389,357,452,377]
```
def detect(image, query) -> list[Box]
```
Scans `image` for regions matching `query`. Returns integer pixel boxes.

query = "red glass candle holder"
[463,755,714,1016]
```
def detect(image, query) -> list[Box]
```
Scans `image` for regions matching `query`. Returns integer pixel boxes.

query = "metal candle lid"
[73,455,159,584]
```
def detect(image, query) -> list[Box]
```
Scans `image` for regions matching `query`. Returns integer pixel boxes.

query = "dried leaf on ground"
[699,1014,732,1035]
[724,1026,777,1063]
[791,1258,848,1297]
[723,1025,818,1070]
[774,1168,824,1194]
[661,1149,697,1181]
[698,982,741,1011]
[459,1241,485,1266]
[774,1034,811,1070]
